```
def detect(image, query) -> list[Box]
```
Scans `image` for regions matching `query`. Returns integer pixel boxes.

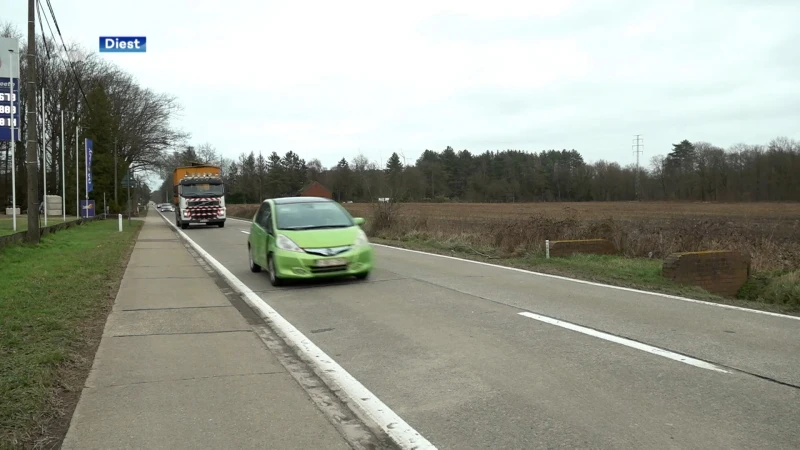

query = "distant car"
[159,203,174,212]
[247,196,373,286]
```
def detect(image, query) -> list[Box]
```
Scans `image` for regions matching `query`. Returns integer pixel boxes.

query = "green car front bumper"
[272,245,374,280]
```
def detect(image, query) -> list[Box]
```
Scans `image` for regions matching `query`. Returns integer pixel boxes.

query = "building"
[297,181,332,199]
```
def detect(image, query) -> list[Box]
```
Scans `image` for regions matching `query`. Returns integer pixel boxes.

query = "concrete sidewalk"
[61,212,351,449]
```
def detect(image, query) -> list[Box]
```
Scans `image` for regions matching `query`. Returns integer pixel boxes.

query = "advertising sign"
[0,37,21,142]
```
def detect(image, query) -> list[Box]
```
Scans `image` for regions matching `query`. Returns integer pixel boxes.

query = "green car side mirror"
[353,217,365,226]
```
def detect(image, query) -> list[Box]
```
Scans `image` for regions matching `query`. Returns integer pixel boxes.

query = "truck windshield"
[181,183,224,197]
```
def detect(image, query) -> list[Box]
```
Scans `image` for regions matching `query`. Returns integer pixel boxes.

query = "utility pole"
[25,0,40,243]
[632,134,644,201]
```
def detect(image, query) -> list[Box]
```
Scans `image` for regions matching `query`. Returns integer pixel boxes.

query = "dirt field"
[227,202,800,273]
[342,201,800,221]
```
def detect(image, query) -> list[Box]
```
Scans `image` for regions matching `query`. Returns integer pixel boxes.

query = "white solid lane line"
[517,312,731,374]
[373,244,800,322]
[227,217,798,321]
[158,213,435,449]
[240,230,249,234]
[228,217,800,320]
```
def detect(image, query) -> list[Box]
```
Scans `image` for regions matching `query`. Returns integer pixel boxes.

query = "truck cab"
[174,172,227,229]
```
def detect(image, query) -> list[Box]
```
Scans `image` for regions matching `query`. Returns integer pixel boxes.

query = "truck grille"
[184,198,223,219]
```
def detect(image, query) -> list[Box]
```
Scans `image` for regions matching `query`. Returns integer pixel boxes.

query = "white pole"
[8,49,16,231]
[61,110,65,222]
[75,124,79,218]
[41,87,47,226]
[118,213,122,232]
[84,138,88,218]
[546,240,550,259]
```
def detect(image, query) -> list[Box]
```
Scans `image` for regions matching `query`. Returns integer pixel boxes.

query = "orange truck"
[172,163,227,229]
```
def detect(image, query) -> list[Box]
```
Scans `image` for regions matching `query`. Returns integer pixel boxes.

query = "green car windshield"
[275,202,354,230]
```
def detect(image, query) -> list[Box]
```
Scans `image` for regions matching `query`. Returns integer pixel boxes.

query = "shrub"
[759,270,800,307]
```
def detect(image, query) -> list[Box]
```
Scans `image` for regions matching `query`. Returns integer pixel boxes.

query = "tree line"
[156,136,800,204]
[4,23,796,210]
[0,22,183,214]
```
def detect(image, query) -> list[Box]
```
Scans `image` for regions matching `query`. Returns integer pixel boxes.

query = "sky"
[4,0,800,177]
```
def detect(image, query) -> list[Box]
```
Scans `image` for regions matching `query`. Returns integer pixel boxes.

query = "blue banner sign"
[80,200,96,218]
[86,138,94,193]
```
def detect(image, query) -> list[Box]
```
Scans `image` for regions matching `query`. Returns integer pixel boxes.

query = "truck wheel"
[218,222,225,228]
[180,222,188,230]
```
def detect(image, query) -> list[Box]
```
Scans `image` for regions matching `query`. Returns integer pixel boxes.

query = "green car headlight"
[276,234,304,253]
[354,229,369,247]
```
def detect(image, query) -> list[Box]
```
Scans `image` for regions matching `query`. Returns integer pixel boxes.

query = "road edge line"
[158,213,436,450]
[225,216,798,321]
[374,244,798,322]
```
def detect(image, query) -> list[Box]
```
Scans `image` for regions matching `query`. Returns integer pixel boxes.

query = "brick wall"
[662,250,750,297]
[549,239,617,257]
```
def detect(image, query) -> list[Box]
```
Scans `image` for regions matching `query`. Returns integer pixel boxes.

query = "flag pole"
[8,49,17,231]
[84,138,88,216]
[61,109,65,222]
[75,123,79,217]
[41,87,47,226]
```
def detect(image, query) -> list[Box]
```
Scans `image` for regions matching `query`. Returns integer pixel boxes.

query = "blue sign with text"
[86,138,94,193]
[0,77,20,142]
[99,36,147,53]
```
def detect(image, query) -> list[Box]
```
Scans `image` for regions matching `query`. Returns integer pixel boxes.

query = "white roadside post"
[118,213,122,232]
[546,240,550,259]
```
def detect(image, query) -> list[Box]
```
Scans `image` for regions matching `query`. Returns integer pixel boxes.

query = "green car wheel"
[268,254,284,287]
[248,244,261,273]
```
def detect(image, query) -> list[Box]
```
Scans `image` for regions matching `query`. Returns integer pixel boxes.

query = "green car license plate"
[315,258,347,267]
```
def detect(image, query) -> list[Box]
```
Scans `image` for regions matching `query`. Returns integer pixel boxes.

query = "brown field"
[342,201,800,221]
[227,202,800,273]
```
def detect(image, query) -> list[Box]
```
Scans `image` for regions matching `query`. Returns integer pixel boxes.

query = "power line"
[38,0,61,68]
[41,0,91,112]
[35,0,51,60]
[632,134,643,201]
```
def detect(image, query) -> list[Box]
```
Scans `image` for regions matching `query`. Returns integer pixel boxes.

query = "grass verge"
[0,217,73,237]
[0,219,142,449]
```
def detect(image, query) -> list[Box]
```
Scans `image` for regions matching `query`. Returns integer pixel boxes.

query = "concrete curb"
[155,211,436,450]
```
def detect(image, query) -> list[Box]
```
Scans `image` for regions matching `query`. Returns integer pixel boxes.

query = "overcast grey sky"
[5,0,800,171]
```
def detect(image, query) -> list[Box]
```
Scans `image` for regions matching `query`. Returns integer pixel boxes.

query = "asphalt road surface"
[177,217,800,449]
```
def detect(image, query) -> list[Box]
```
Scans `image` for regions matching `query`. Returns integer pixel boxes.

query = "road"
[175,216,799,449]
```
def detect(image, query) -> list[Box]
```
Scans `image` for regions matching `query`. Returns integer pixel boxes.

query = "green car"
[247,196,374,286]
